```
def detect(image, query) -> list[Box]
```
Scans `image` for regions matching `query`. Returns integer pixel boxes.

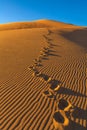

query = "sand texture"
[0,20,87,130]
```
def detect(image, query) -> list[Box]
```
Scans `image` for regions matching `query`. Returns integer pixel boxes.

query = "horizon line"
[0,18,86,27]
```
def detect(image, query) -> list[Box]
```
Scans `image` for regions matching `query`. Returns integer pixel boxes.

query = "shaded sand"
[0,20,87,130]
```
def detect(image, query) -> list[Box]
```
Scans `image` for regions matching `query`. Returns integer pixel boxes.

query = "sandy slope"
[0,20,87,130]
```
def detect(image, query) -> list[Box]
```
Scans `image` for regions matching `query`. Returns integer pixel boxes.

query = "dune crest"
[0,19,81,31]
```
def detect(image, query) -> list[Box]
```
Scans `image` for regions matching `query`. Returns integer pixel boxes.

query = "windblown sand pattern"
[0,20,87,130]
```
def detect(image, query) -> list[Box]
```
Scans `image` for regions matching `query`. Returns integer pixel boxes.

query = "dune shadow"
[54,44,61,47]
[53,110,87,130]
[57,86,87,98]
[72,106,87,120]
[49,49,56,53]
[69,120,87,130]
[51,43,59,47]
[60,28,87,49]
[48,38,53,41]
[53,109,86,130]
[41,57,49,60]
[48,53,61,57]
[48,43,59,47]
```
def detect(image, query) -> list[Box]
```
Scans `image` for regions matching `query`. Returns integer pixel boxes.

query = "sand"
[0,20,87,130]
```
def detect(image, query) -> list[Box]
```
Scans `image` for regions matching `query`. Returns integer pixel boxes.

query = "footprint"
[47,77,52,83]
[42,49,49,53]
[43,35,52,41]
[48,44,52,48]
[53,111,64,123]
[49,80,61,92]
[28,66,33,70]
[32,71,42,77]
[47,38,52,41]
[40,74,52,83]
[58,98,73,112]
[47,30,53,35]
[43,35,48,39]
[43,47,49,50]
[34,61,42,67]
[46,41,50,44]
[53,110,70,130]
[42,90,54,98]
[28,66,37,71]
[40,52,48,57]
[33,58,41,63]
[39,55,43,60]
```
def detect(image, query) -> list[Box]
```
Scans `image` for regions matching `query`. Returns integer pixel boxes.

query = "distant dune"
[0,19,87,130]
[0,19,82,31]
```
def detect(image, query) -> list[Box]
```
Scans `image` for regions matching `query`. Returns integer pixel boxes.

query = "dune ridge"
[0,20,87,130]
[0,19,82,31]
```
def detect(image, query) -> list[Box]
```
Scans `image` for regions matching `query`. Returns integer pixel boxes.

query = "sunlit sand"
[0,19,87,130]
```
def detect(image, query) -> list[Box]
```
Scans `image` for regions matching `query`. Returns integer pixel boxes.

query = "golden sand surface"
[0,20,87,130]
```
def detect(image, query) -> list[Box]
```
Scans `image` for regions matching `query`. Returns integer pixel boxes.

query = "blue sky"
[0,0,87,26]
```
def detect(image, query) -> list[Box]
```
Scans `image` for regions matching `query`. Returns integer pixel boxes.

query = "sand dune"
[0,20,87,130]
[0,19,81,31]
